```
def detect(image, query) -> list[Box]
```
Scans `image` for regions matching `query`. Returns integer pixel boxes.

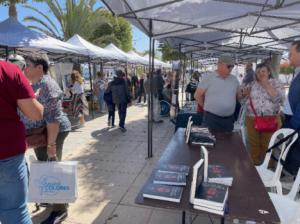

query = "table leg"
[221,217,225,224]
[182,210,186,224]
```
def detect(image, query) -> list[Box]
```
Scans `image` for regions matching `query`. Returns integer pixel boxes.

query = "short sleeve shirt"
[0,61,35,160]
[198,71,239,116]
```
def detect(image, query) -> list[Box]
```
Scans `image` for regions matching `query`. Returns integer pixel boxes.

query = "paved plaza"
[27,104,223,224]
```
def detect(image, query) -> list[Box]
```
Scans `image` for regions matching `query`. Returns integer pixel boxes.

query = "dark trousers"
[108,103,115,126]
[202,111,234,132]
[138,89,146,103]
[117,103,127,128]
[34,131,69,212]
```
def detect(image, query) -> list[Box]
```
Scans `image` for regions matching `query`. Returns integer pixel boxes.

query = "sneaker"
[119,127,127,132]
[107,120,111,127]
[41,211,68,224]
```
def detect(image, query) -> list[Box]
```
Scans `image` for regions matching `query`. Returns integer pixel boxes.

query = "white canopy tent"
[104,43,142,64]
[102,0,300,58]
[67,34,125,62]
[127,50,149,65]
[102,0,300,159]
[0,17,84,57]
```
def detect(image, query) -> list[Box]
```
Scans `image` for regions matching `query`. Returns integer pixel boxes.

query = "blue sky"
[0,1,149,53]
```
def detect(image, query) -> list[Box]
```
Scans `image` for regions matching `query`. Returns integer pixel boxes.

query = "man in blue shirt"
[285,40,300,129]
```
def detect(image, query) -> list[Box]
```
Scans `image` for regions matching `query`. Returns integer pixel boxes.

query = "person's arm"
[17,98,44,120]
[46,122,60,158]
[194,88,205,107]
[44,97,62,158]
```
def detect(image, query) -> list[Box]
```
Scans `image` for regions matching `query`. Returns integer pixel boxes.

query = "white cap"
[8,54,26,70]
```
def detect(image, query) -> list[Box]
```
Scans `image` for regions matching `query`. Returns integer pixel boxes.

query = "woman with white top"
[239,63,284,165]
[70,70,89,126]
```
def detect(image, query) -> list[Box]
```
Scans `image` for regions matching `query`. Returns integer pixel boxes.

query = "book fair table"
[135,128,280,224]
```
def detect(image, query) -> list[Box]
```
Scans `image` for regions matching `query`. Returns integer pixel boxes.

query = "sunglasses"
[227,65,234,69]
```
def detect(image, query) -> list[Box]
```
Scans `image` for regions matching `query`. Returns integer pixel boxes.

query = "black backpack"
[268,129,300,175]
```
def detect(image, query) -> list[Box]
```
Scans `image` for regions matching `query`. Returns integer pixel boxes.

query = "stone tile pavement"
[27,104,223,224]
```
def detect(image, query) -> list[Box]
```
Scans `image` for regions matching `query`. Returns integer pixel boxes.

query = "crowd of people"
[194,41,300,167]
[1,40,300,224]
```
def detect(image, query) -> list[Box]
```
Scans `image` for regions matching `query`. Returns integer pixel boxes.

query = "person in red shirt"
[0,61,43,224]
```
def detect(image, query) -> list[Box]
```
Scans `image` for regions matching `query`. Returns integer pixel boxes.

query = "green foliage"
[23,1,132,51]
[160,45,181,61]
[89,10,132,52]
[23,0,107,40]
[280,65,294,75]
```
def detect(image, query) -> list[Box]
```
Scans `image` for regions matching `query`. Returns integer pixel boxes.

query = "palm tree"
[23,0,106,40]
[0,0,41,19]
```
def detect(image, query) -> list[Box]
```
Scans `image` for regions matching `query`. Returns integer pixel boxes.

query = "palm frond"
[23,4,60,35]
[27,25,61,39]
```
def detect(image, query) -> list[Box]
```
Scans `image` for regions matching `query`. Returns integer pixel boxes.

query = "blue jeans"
[98,90,105,112]
[0,154,32,224]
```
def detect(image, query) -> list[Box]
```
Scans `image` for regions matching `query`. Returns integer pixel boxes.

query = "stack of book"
[190,147,232,216]
[142,164,190,203]
[186,123,216,146]
[207,164,233,186]
[193,181,229,215]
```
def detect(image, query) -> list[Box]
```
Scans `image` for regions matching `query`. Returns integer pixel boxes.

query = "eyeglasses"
[227,65,234,69]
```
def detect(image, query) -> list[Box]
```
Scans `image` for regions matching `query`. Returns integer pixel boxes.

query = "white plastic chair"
[256,128,298,194]
[269,168,300,224]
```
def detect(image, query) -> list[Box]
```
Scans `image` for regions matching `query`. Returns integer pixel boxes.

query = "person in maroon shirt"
[0,61,43,224]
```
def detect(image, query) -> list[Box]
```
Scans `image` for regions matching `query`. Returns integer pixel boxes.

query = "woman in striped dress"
[70,70,89,126]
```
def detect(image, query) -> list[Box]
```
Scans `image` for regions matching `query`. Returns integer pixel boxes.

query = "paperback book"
[194,182,228,209]
[153,171,186,186]
[208,164,233,186]
[157,164,190,176]
[142,183,183,203]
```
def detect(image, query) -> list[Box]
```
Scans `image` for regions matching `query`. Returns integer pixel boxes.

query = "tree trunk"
[9,3,17,19]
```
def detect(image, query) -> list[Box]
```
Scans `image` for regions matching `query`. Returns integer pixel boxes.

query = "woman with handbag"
[239,63,284,165]
[20,53,71,224]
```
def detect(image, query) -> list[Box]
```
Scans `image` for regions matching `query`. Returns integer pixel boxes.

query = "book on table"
[153,171,186,186]
[193,204,225,216]
[142,183,183,203]
[208,164,233,186]
[194,181,228,209]
[186,123,216,146]
[157,164,190,176]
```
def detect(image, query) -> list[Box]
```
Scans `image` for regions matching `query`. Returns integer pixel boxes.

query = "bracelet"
[47,143,56,148]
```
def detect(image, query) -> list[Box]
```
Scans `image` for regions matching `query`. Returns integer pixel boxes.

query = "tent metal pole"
[88,57,94,119]
[5,46,9,61]
[147,19,153,159]
[179,44,184,108]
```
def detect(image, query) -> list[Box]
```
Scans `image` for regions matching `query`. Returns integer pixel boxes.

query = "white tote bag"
[28,160,78,203]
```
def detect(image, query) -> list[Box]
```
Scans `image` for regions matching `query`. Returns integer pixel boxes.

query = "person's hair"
[192,71,200,80]
[255,63,273,80]
[96,71,104,78]
[116,70,123,77]
[26,53,49,74]
[292,40,300,53]
[156,69,162,75]
[71,70,84,84]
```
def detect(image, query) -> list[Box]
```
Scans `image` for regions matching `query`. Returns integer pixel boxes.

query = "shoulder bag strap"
[249,96,258,117]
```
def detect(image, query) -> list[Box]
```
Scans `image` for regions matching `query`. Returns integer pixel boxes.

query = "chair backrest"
[287,168,300,200]
[271,131,298,184]
[261,128,296,169]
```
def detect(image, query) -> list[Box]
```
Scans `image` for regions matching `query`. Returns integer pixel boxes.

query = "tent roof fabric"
[67,34,124,61]
[102,0,300,60]
[104,43,143,64]
[0,17,84,55]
